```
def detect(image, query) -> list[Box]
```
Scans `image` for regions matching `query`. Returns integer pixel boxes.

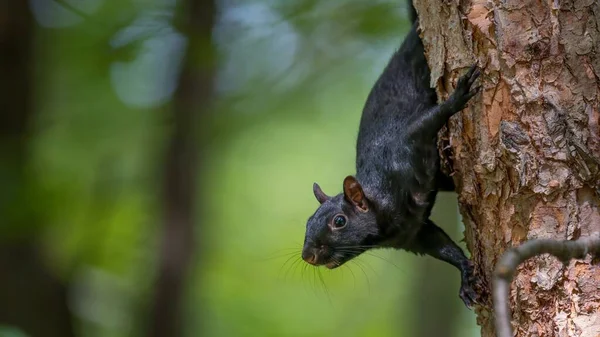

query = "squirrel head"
[302,176,380,269]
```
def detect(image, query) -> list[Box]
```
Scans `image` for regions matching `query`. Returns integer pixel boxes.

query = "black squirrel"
[301,5,481,307]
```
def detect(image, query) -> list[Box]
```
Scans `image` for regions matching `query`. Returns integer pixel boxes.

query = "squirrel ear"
[343,176,369,212]
[313,183,330,204]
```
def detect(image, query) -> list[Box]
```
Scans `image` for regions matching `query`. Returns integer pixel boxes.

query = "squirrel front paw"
[459,260,480,309]
[444,64,482,113]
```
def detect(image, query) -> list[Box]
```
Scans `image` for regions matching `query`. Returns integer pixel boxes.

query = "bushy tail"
[408,0,418,24]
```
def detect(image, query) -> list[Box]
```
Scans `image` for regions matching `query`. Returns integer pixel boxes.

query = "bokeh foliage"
[2,0,478,336]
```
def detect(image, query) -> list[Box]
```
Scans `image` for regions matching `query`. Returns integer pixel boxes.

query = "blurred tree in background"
[0,2,74,337]
[147,0,214,336]
[0,0,478,336]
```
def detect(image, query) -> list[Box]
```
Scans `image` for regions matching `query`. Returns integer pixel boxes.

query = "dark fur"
[302,9,481,307]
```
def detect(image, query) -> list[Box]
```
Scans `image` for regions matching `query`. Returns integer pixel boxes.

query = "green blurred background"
[0,0,479,336]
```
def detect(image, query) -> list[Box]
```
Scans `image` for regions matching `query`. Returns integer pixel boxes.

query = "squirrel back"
[354,19,439,224]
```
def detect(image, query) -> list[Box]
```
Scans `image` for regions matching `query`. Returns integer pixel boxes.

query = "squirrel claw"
[444,63,482,113]
[459,260,480,309]
[459,283,478,309]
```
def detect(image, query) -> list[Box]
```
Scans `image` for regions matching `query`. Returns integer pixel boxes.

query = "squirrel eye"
[332,215,347,229]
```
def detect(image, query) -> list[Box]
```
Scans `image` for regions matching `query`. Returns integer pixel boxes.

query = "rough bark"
[0,2,75,336]
[147,0,215,336]
[413,0,600,336]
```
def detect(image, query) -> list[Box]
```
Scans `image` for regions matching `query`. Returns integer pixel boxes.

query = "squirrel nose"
[302,248,318,265]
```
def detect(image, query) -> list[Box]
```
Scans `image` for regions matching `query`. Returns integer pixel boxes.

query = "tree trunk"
[414,0,600,336]
[147,0,215,336]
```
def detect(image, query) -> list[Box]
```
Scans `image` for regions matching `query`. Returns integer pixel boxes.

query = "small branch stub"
[492,234,600,337]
